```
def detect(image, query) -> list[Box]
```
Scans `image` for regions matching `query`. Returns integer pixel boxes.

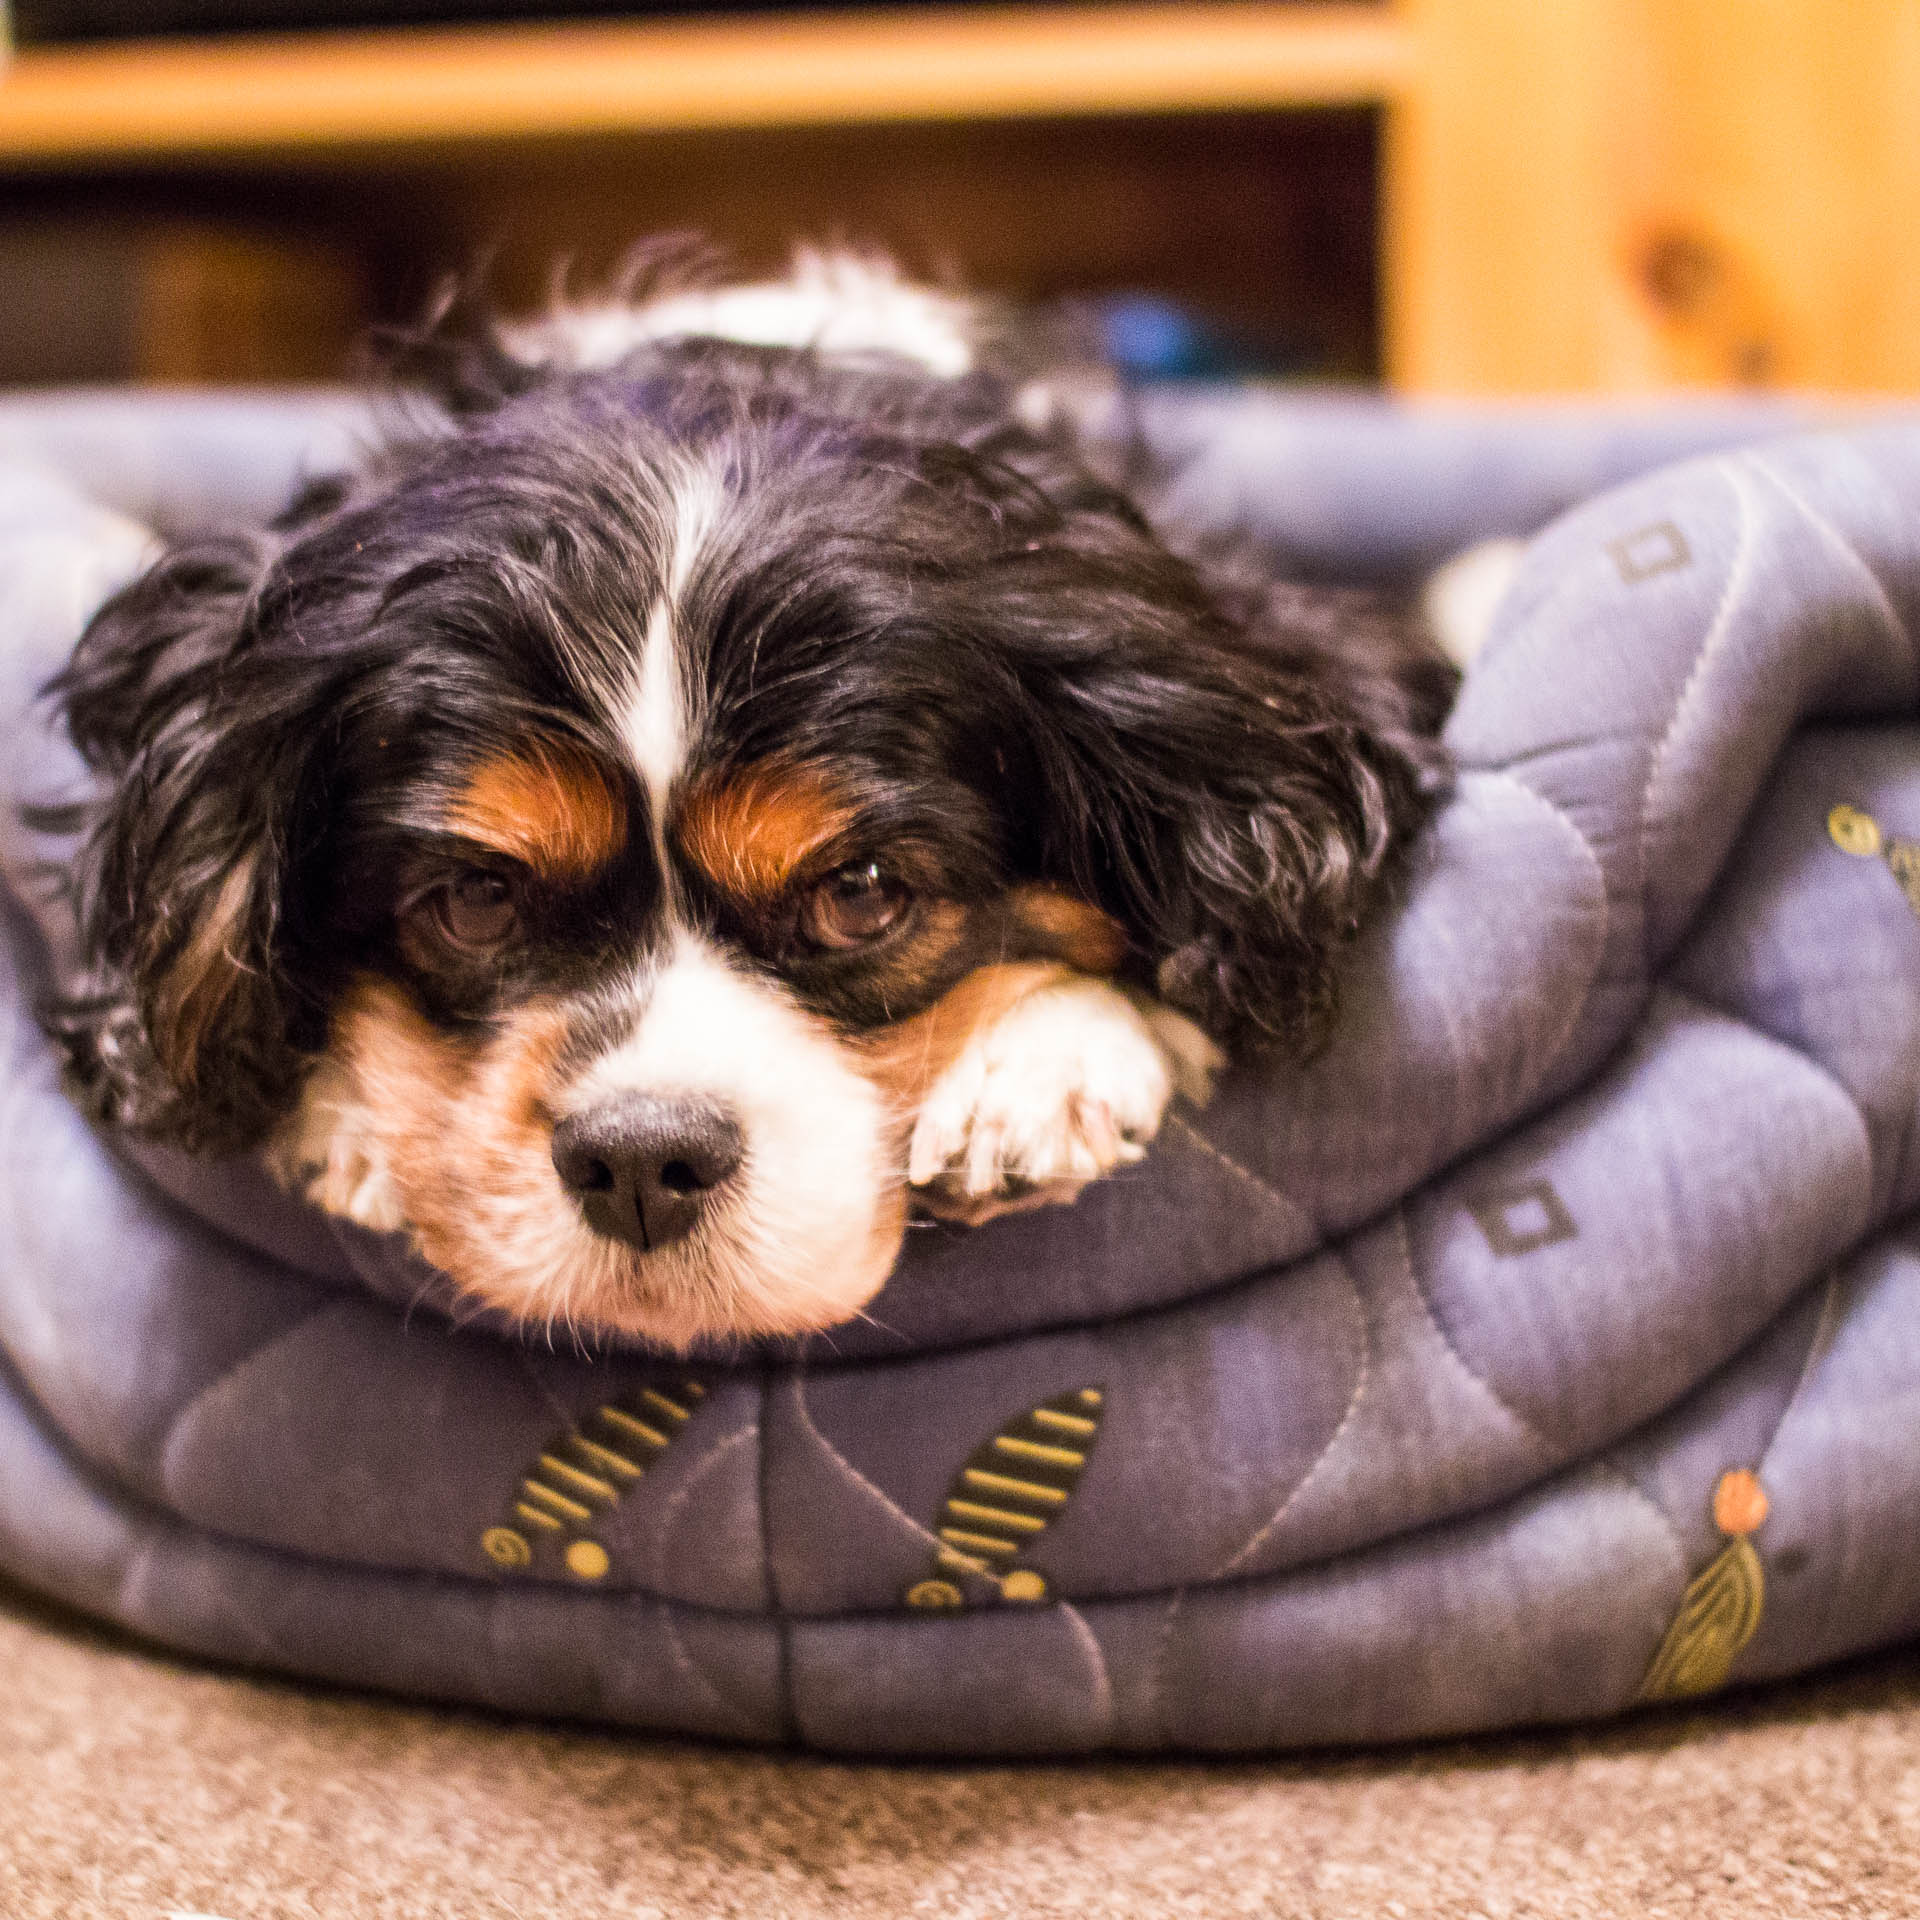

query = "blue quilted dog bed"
[1,388,1917,1755]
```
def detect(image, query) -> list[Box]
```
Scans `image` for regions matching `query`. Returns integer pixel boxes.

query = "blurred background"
[0,0,1913,394]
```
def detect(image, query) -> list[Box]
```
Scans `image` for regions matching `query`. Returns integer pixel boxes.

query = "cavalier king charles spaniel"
[44,248,1455,1351]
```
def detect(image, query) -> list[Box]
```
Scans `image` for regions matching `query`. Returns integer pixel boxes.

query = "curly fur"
[40,252,1454,1338]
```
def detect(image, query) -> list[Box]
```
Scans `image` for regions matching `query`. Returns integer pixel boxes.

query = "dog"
[42,247,1455,1351]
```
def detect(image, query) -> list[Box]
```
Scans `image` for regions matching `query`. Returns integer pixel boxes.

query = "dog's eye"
[431,870,519,952]
[799,862,911,950]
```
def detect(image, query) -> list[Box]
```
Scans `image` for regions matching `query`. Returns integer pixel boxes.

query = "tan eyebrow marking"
[1008,886,1128,974]
[678,760,856,902]
[448,745,627,878]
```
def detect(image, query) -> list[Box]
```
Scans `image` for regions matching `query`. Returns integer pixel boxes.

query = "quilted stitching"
[5,397,1920,1753]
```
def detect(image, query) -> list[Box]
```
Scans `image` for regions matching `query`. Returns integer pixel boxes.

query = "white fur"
[561,933,902,1343]
[270,938,905,1350]
[908,976,1221,1222]
[619,463,724,857]
[1424,535,1525,670]
[503,249,977,380]
[266,1050,406,1234]
[626,594,686,863]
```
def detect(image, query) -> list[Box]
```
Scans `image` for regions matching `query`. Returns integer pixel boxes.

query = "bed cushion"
[0,388,1915,1754]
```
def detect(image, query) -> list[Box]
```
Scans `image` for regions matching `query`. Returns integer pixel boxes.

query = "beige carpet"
[6,1579,1918,1920]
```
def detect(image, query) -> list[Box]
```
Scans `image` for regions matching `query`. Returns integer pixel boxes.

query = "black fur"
[45,288,1454,1159]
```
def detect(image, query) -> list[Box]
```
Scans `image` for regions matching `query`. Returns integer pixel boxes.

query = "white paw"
[907,977,1220,1223]
[264,1061,406,1233]
[1423,535,1525,670]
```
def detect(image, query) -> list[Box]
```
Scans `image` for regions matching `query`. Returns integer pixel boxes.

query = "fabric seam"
[1637,456,1757,973]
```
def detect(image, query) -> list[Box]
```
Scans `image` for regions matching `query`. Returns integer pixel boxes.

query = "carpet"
[5,1578,1917,1919]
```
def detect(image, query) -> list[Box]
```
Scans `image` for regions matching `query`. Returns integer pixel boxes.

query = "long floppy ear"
[1022,579,1456,1053]
[44,531,312,1152]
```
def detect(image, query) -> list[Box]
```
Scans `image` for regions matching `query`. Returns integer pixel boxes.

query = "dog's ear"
[1017,579,1456,1053]
[45,532,314,1151]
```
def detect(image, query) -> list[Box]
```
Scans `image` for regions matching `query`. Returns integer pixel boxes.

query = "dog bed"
[0,388,1917,1756]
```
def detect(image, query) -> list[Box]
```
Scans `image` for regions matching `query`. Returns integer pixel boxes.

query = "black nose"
[551,1095,744,1252]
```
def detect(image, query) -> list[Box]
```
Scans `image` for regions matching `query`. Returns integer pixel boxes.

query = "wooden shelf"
[2,0,1914,393]
[0,3,1409,165]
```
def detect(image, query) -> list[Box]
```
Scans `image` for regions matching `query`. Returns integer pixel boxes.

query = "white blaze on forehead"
[621,462,724,855]
[627,598,682,836]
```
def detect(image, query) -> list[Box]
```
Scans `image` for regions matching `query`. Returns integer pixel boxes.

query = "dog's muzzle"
[551,1094,744,1251]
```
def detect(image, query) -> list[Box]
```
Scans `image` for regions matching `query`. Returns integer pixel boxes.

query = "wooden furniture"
[0,6,1409,148]
[1390,0,1920,391]
[0,1,1912,392]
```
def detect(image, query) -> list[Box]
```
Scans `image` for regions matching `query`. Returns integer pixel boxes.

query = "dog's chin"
[414,1186,913,1353]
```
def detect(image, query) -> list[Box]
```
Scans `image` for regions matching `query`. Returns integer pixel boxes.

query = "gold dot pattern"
[1829,801,1920,916]
[903,1386,1105,1611]
[478,1377,709,1585]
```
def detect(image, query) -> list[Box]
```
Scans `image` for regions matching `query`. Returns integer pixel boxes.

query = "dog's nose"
[551,1095,744,1252]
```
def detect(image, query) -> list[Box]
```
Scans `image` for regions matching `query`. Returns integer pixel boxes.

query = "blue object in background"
[1096,293,1311,382]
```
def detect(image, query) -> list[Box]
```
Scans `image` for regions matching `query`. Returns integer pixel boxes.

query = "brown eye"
[800,861,911,950]
[432,869,519,952]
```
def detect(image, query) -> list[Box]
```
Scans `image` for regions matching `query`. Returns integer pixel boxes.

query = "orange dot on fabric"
[1714,1469,1770,1537]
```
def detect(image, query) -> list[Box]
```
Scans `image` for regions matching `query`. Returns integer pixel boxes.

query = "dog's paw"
[264,1061,406,1234]
[294,1140,406,1234]
[1423,534,1525,670]
[907,977,1220,1223]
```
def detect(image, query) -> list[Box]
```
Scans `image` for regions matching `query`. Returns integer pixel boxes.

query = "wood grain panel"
[1384,0,1920,393]
[364,112,1380,372]
[1382,0,1625,392]
[0,5,1410,162]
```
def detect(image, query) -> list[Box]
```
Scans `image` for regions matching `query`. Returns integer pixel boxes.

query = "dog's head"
[47,301,1449,1349]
